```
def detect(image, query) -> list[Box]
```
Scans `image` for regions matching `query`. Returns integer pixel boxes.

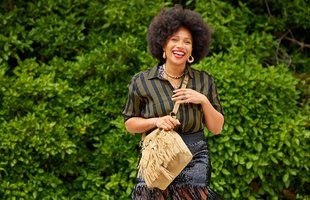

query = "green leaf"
[246,162,253,169]
[234,154,239,163]
[33,191,37,199]
[283,159,291,165]
[237,165,244,175]
[256,143,263,152]
[283,173,289,182]
[231,135,243,140]
[294,138,300,145]
[222,168,231,175]
[236,125,244,132]
[283,173,291,188]
[82,180,87,189]
[270,156,278,164]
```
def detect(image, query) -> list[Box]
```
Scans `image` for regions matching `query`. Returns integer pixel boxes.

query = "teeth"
[174,52,184,56]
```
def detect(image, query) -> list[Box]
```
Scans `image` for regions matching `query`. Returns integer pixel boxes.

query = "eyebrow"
[171,35,192,41]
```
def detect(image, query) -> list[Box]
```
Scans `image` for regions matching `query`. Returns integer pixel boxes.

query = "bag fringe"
[138,129,191,184]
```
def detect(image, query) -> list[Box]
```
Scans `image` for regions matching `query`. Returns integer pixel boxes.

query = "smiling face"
[163,27,193,67]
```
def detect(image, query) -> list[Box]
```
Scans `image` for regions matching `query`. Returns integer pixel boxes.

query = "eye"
[185,40,192,45]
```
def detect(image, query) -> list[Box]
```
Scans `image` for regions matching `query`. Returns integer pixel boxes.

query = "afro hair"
[147,4,212,64]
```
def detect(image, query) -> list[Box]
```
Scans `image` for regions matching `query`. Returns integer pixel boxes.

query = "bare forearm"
[201,96,224,134]
[125,117,157,133]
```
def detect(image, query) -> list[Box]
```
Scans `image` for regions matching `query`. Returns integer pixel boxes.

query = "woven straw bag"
[138,75,193,190]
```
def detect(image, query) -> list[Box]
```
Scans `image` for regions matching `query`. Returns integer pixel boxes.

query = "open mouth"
[172,50,185,58]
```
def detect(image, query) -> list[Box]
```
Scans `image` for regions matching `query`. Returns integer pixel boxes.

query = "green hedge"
[0,0,309,199]
[196,50,309,199]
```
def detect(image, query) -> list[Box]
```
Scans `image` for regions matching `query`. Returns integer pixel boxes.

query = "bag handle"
[141,74,189,140]
[170,74,189,119]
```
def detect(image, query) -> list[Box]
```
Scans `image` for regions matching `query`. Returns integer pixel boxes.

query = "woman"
[122,4,224,200]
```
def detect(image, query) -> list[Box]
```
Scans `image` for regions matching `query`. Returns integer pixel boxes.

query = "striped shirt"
[122,63,223,134]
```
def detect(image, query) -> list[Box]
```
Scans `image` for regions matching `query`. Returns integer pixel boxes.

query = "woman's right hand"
[154,115,181,131]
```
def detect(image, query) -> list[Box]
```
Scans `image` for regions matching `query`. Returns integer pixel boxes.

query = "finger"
[182,94,188,101]
[161,122,172,130]
[172,93,188,101]
[162,124,173,131]
[163,117,174,125]
[173,88,187,93]
[173,119,181,126]
[172,90,187,97]
[165,117,180,128]
[166,119,177,128]
[176,99,189,104]
[158,119,167,128]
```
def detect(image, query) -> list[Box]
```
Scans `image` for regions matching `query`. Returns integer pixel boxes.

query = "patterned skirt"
[132,131,223,200]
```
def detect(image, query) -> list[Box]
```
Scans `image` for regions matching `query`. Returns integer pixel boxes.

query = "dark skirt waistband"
[143,129,205,144]
[179,131,205,144]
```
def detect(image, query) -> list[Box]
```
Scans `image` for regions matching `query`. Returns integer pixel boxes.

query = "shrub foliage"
[0,0,309,199]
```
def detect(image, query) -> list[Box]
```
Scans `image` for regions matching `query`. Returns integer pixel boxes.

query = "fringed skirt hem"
[131,184,224,200]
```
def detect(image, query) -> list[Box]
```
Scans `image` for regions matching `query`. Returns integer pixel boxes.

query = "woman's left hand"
[172,88,207,104]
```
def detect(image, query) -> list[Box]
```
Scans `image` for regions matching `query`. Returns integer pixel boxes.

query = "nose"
[176,41,185,49]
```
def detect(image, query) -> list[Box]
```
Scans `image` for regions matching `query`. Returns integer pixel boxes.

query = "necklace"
[172,83,181,89]
[163,64,184,79]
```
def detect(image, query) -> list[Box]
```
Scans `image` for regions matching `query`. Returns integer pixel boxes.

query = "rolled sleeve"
[208,76,224,115]
[122,75,144,122]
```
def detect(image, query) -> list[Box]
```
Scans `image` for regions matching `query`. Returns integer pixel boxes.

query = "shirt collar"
[147,63,194,80]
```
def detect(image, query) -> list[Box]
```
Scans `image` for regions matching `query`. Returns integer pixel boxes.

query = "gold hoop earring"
[187,55,194,63]
[163,51,166,59]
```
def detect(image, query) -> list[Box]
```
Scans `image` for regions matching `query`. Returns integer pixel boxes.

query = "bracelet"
[154,118,158,128]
